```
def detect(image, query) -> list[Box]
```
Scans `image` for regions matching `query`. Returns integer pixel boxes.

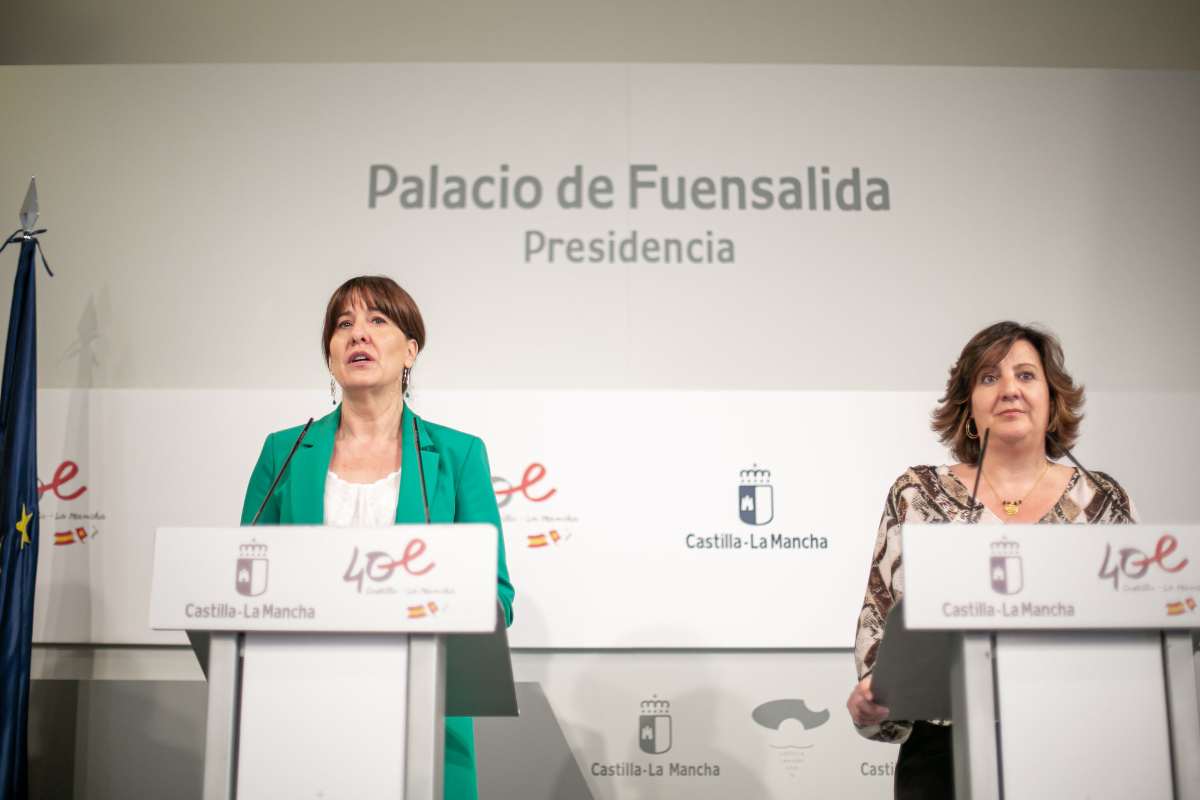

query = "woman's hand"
[846,676,890,727]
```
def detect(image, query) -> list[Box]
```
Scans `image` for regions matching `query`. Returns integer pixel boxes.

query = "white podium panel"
[903,524,1200,630]
[879,524,1200,800]
[995,632,1173,800]
[150,525,498,633]
[149,526,513,800]
[237,634,409,800]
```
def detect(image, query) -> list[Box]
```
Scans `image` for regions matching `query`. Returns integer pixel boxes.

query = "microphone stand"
[968,428,990,523]
[1049,435,1134,523]
[412,414,432,524]
[250,417,314,525]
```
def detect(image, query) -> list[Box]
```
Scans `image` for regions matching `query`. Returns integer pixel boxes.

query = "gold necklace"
[982,461,1051,517]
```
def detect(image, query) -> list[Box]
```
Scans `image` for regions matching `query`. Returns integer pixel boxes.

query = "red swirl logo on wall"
[492,463,556,509]
[494,462,577,549]
[38,460,87,501]
[38,460,98,546]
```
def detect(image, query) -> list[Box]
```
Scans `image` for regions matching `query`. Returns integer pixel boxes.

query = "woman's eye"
[980,374,997,385]
[1019,371,1036,380]
[337,320,351,328]
[372,317,388,325]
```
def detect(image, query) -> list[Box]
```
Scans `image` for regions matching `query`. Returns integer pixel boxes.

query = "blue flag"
[0,235,40,800]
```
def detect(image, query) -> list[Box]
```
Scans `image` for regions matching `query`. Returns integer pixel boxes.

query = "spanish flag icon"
[526,529,561,548]
[406,602,439,619]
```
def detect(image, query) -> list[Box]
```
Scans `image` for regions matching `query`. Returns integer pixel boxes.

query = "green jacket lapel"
[286,407,338,524]
[397,404,440,523]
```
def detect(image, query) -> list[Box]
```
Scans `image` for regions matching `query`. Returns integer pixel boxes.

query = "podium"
[148,525,517,800]
[872,524,1200,800]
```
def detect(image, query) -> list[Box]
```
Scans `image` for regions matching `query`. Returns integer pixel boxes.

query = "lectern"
[872,524,1200,800]
[149,525,517,800]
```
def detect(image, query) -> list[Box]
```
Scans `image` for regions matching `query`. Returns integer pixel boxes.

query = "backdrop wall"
[3,63,1199,799]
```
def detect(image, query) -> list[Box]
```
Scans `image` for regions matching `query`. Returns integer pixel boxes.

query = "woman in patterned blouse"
[845,321,1136,799]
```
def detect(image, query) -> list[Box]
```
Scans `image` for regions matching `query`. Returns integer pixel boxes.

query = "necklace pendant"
[1003,501,1021,516]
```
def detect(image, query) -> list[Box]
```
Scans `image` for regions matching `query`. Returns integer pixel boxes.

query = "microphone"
[249,417,314,526]
[1048,434,1134,523]
[968,428,990,523]
[411,414,432,524]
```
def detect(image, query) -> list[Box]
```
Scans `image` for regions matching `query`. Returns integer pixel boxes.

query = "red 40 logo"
[1098,534,1189,590]
[342,539,435,594]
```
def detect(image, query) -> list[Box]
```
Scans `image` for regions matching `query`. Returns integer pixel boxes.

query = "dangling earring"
[330,375,338,406]
[402,366,412,399]
[965,417,979,440]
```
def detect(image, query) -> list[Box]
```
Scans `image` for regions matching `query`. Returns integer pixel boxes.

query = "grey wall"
[2,0,1199,69]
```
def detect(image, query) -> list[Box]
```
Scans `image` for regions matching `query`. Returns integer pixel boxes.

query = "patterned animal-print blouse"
[853,464,1137,744]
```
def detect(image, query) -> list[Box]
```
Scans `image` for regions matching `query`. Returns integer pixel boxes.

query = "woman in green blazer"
[240,275,515,800]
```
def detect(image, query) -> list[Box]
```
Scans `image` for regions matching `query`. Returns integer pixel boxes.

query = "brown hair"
[931,321,1084,464]
[322,276,426,393]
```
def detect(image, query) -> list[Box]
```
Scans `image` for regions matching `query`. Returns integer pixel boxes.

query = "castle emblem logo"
[638,696,672,755]
[738,465,774,526]
[236,540,269,597]
[990,538,1023,595]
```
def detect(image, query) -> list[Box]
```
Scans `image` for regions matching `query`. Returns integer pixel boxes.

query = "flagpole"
[0,177,48,800]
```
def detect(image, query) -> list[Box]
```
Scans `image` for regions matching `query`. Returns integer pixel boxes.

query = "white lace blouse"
[323,469,401,527]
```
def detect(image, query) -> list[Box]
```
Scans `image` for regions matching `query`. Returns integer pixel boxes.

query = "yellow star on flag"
[15,504,32,549]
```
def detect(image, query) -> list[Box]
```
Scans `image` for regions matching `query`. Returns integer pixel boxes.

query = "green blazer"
[240,404,515,800]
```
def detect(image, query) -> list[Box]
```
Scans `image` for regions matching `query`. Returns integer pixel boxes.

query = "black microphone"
[412,414,432,524]
[250,417,314,526]
[968,428,990,523]
[1048,434,1134,523]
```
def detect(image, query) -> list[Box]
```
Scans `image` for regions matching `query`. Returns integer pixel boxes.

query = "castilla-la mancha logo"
[739,465,774,526]
[990,538,1023,595]
[638,696,672,755]
[236,541,269,597]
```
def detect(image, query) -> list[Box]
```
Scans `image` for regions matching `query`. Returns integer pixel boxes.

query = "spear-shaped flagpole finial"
[19,177,38,233]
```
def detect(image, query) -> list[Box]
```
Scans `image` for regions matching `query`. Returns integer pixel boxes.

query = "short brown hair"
[322,276,426,391]
[931,321,1084,464]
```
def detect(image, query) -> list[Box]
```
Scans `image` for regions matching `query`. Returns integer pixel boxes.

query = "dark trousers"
[895,722,954,800]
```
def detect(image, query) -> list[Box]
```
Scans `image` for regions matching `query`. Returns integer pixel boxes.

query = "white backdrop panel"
[0,65,1196,393]
[515,650,897,800]
[33,389,1200,647]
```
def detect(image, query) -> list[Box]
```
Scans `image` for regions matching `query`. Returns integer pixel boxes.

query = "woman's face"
[969,339,1051,449]
[328,298,417,396]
